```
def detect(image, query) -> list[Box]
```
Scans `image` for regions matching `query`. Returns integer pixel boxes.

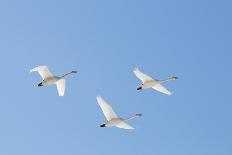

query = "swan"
[133,68,178,95]
[96,96,142,130]
[30,65,77,96]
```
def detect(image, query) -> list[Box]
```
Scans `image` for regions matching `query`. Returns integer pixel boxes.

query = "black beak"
[100,124,106,127]
[173,76,178,79]
[137,87,142,90]
[38,82,43,87]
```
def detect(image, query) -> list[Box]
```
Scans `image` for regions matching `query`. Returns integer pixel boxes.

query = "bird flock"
[30,65,178,130]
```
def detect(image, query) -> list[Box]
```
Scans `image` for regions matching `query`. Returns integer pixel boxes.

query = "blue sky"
[0,0,231,155]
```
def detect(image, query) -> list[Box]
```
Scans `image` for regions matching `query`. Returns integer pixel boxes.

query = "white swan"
[96,96,142,130]
[133,68,177,95]
[30,65,77,96]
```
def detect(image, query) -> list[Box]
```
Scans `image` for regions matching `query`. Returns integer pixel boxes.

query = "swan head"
[135,113,142,117]
[71,71,77,74]
[38,82,43,87]
[172,76,178,80]
[100,124,106,127]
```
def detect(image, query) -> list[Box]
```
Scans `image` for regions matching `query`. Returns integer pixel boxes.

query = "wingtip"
[58,90,65,97]
[58,91,65,97]
[133,67,139,72]
[96,95,102,100]
[29,65,46,73]
[29,68,35,73]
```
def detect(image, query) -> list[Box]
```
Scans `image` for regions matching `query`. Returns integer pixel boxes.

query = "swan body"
[134,68,177,95]
[39,76,60,86]
[30,65,77,96]
[97,96,142,130]
[103,118,124,127]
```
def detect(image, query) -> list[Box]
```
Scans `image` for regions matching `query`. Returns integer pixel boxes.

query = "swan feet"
[38,82,43,87]
[100,124,106,127]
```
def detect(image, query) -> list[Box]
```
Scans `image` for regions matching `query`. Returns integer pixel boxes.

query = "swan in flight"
[30,65,77,96]
[133,68,178,95]
[96,96,142,130]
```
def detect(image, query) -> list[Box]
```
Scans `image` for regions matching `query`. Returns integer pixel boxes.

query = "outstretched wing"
[96,96,118,121]
[56,79,66,96]
[30,65,53,80]
[152,84,171,95]
[116,122,134,130]
[133,68,153,83]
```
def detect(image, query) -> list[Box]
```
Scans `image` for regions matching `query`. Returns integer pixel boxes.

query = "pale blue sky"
[0,0,231,155]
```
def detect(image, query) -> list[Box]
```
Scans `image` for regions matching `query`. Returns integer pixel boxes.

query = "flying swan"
[30,65,77,96]
[96,96,142,130]
[133,68,178,95]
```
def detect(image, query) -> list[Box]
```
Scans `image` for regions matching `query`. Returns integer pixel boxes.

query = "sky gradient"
[0,0,231,155]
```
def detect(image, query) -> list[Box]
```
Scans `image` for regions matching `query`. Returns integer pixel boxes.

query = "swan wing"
[116,122,134,130]
[133,68,153,83]
[56,79,66,96]
[152,84,171,95]
[30,65,53,80]
[96,96,118,121]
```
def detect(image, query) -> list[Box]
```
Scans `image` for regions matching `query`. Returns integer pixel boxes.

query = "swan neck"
[161,77,177,83]
[124,114,141,121]
[61,71,77,78]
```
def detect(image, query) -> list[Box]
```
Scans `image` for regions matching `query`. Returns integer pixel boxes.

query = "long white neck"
[61,71,77,78]
[160,76,178,83]
[124,113,142,122]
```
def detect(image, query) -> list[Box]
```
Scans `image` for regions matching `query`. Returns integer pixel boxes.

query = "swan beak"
[137,87,142,90]
[38,82,43,87]
[173,76,178,80]
[100,124,106,127]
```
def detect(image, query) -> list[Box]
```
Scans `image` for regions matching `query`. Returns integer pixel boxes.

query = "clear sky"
[0,0,231,155]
